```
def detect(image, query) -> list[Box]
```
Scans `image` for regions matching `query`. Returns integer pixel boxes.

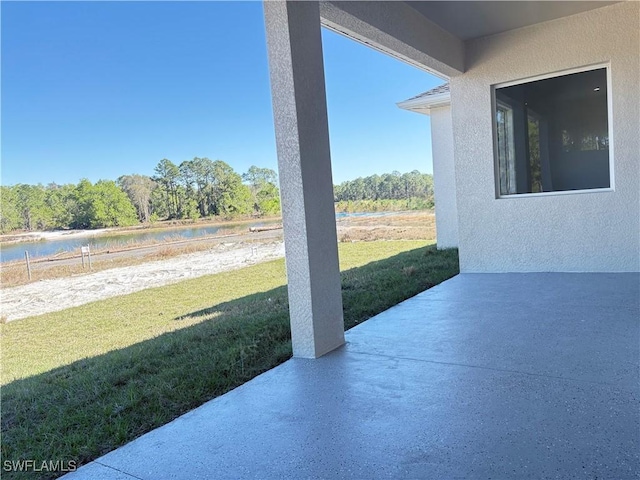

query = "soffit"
[405,1,620,41]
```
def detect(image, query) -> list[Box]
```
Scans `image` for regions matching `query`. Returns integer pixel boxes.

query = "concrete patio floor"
[64,273,639,479]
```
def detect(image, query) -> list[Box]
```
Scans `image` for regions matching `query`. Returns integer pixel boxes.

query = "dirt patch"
[1,240,285,322]
[1,229,283,287]
[336,210,436,242]
[0,210,437,321]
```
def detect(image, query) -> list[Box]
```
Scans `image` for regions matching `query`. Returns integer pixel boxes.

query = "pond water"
[1,211,396,263]
[0,221,273,263]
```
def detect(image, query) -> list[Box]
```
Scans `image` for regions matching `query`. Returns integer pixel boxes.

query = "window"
[493,67,611,196]
[496,101,516,194]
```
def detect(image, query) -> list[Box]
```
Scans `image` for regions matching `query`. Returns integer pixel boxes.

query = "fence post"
[25,251,32,281]
[81,245,91,269]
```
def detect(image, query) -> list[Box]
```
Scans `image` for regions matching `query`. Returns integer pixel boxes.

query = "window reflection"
[494,68,610,196]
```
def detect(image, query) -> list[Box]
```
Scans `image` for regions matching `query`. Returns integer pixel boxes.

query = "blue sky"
[1,1,443,186]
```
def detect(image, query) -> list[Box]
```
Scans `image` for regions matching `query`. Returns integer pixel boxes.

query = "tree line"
[0,158,281,233]
[1,164,434,234]
[333,170,434,205]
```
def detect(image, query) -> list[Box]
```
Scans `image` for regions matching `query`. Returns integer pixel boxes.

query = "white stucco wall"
[450,2,639,272]
[430,105,459,249]
[264,1,345,357]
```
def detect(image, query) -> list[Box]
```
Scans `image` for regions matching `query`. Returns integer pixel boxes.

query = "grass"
[1,241,459,480]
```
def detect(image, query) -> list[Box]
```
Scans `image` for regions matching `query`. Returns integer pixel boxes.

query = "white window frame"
[491,63,614,199]
[496,100,517,195]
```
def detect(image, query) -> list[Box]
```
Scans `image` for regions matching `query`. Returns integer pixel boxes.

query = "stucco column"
[430,106,459,249]
[263,0,345,358]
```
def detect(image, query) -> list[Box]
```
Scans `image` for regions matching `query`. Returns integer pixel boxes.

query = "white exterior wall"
[430,106,459,249]
[450,2,639,272]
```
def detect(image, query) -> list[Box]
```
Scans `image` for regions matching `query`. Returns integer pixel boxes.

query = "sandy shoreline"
[0,216,282,245]
[1,228,114,244]
[1,240,285,322]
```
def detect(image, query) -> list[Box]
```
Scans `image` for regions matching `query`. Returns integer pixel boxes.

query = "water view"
[0,222,274,263]
[0,212,398,263]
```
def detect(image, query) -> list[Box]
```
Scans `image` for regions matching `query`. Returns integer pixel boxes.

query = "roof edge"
[396,91,451,116]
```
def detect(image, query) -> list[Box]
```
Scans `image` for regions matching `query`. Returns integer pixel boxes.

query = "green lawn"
[1,241,458,479]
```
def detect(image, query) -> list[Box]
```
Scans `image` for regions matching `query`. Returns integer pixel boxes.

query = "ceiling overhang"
[405,1,620,42]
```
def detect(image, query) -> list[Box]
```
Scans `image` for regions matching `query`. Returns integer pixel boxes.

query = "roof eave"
[396,91,451,116]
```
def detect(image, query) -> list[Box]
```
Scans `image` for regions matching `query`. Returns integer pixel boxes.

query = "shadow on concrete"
[1,245,459,479]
